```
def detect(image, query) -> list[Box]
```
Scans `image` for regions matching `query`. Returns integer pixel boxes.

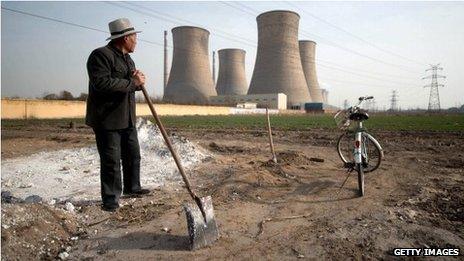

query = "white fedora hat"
[106,18,141,41]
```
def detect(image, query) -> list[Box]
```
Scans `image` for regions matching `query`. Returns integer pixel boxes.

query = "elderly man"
[86,18,149,212]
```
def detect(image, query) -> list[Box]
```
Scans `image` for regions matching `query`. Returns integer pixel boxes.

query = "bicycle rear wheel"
[336,132,382,173]
[357,163,364,197]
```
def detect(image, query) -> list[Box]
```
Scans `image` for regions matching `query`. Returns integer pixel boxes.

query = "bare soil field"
[1,120,463,260]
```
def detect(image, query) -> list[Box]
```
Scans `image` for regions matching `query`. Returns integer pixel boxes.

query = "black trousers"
[93,126,141,207]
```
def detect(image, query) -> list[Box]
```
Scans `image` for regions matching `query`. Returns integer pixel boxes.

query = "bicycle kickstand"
[338,165,355,192]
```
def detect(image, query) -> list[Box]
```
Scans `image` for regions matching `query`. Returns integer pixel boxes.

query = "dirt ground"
[1,121,463,260]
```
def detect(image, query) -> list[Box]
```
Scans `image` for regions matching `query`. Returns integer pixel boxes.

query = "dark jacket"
[85,44,138,130]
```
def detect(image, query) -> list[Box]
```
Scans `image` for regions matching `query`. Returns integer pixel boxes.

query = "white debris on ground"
[1,118,210,202]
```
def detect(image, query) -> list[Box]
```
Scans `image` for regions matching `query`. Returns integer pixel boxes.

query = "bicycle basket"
[334,110,351,130]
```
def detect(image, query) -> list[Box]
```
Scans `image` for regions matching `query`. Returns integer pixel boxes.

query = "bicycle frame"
[354,127,363,164]
[348,96,373,165]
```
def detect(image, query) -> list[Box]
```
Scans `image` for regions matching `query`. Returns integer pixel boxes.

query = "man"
[86,18,149,212]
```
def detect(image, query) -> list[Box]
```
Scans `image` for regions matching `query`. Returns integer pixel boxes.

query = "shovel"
[140,86,219,250]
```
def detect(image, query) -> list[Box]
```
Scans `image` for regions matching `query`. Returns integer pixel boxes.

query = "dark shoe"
[101,204,119,212]
[123,189,151,198]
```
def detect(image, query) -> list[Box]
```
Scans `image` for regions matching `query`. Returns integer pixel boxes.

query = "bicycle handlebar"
[351,96,374,111]
[358,96,374,101]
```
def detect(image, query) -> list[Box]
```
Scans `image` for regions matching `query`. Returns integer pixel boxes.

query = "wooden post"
[266,108,277,163]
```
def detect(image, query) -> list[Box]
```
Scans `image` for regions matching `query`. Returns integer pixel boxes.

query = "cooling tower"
[163,26,216,104]
[216,49,248,95]
[299,40,324,103]
[248,10,311,107]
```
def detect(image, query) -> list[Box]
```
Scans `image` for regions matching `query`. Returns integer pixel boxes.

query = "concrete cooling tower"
[216,49,248,95]
[163,26,216,104]
[248,10,311,107]
[299,40,324,103]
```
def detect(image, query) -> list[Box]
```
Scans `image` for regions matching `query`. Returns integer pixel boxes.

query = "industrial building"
[163,26,216,104]
[248,10,312,108]
[209,93,287,110]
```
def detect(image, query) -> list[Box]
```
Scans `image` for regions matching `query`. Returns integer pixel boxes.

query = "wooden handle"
[140,87,198,200]
[266,108,277,163]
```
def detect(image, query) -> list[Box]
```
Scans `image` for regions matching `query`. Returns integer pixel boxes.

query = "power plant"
[163,26,216,104]
[248,10,312,108]
[299,40,324,103]
[163,11,331,111]
[215,48,248,95]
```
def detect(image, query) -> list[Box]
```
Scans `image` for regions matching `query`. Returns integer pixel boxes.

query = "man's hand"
[132,70,146,90]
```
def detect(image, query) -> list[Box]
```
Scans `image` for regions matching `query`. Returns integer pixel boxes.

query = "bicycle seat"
[349,111,369,121]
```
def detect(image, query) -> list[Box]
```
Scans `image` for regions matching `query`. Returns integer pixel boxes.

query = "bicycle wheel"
[336,132,382,173]
[357,163,364,197]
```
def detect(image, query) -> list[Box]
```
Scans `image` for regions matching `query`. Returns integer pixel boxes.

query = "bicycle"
[334,96,384,196]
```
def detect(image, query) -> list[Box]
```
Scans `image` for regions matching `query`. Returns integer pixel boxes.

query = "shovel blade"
[183,196,219,250]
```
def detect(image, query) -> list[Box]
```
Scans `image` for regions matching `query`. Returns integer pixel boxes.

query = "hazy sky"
[2,1,463,109]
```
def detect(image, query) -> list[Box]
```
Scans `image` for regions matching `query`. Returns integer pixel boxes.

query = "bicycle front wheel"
[336,132,383,173]
[357,163,365,197]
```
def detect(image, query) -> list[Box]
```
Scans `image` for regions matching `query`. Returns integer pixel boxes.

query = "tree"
[59,91,74,100]
[43,93,58,100]
[77,93,88,101]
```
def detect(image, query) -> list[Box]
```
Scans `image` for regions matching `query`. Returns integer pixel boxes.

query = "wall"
[209,93,287,110]
[1,99,231,119]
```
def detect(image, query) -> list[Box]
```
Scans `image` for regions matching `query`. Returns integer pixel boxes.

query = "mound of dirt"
[1,203,83,260]
[276,151,314,165]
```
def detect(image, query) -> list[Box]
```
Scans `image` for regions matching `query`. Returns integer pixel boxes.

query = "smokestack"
[248,10,311,107]
[321,89,328,104]
[163,26,216,104]
[163,30,168,94]
[299,40,324,103]
[212,50,216,84]
[216,48,248,95]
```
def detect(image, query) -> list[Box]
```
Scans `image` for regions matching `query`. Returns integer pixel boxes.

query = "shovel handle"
[140,86,198,200]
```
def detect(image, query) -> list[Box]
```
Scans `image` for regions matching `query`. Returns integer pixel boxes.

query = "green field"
[156,114,464,132]
[2,114,463,132]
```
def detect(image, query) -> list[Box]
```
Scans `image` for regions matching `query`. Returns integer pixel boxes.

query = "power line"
[122,1,258,46]
[313,60,419,86]
[119,2,424,88]
[107,2,257,48]
[318,76,418,91]
[219,1,256,17]
[315,58,419,81]
[298,28,421,74]
[284,1,427,67]
[219,2,422,75]
[120,1,423,84]
[3,5,422,93]
[1,6,163,47]
[114,1,421,87]
[233,2,260,14]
